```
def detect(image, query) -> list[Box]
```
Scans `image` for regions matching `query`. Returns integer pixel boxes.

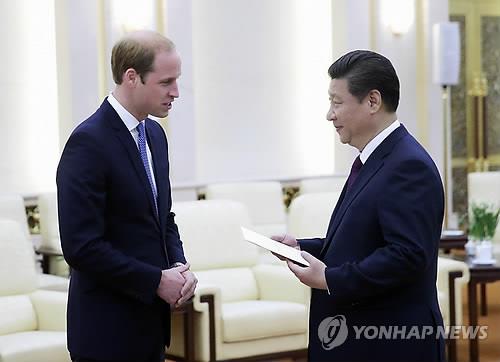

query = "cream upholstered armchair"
[468,171,500,242]
[0,219,69,362]
[436,256,469,362]
[0,193,68,291]
[167,200,309,362]
[436,257,469,327]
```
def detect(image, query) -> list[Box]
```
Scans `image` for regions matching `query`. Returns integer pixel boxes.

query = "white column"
[0,0,60,194]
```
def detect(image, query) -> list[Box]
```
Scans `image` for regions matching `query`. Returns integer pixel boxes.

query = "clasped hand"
[270,234,328,290]
[157,263,198,308]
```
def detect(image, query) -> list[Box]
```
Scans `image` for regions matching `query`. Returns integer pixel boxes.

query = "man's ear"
[366,90,382,113]
[122,68,139,86]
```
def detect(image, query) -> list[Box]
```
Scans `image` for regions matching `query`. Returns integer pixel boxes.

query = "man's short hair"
[111,31,175,84]
[328,50,400,112]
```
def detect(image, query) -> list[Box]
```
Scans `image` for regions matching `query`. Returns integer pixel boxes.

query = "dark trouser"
[71,351,164,362]
[72,359,163,362]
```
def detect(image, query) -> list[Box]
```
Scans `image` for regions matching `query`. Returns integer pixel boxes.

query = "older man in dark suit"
[57,31,197,362]
[275,50,445,361]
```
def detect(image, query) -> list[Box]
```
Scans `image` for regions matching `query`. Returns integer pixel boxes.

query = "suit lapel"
[102,101,160,227]
[320,125,409,256]
[320,158,384,256]
[145,120,166,231]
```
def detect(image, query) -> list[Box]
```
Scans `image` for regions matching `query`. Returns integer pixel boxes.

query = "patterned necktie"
[347,155,363,191]
[137,122,158,215]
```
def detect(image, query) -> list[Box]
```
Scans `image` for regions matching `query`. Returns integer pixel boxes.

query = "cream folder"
[241,227,310,267]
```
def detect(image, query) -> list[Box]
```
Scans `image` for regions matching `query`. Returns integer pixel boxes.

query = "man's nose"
[326,109,335,121]
[170,81,179,98]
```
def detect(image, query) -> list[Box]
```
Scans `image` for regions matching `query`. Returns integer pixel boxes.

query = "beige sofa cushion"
[0,331,70,362]
[221,300,307,342]
[196,269,258,303]
[0,296,37,335]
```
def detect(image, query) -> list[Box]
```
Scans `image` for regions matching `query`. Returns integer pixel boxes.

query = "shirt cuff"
[171,262,184,268]
[325,267,331,295]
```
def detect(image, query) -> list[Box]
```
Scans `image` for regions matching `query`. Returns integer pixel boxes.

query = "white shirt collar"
[359,120,400,164]
[107,92,143,131]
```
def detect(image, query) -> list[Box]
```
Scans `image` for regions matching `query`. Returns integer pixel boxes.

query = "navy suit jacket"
[300,126,445,362]
[57,99,186,361]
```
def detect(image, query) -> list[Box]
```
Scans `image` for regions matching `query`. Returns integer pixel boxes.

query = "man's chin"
[151,111,169,118]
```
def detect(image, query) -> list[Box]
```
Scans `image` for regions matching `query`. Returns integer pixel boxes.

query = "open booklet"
[241,227,310,267]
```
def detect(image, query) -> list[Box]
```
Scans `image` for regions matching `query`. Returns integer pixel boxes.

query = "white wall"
[1,0,450,196]
[188,0,334,183]
[0,0,59,195]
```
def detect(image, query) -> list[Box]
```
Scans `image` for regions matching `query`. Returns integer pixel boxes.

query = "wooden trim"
[446,270,463,362]
[166,300,196,362]
[200,294,217,361]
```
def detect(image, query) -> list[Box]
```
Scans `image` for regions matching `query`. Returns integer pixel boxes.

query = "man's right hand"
[270,234,300,261]
[157,263,190,306]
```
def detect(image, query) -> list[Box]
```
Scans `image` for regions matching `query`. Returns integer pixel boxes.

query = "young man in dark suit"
[57,30,197,362]
[275,50,445,361]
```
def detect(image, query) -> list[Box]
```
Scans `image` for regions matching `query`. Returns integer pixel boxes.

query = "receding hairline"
[119,30,176,53]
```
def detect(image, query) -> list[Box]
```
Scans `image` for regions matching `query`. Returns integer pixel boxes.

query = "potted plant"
[465,202,500,258]
[469,203,500,241]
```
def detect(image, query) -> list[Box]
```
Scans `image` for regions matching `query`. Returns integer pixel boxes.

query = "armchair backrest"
[299,176,346,194]
[287,192,341,238]
[38,191,62,252]
[204,181,286,236]
[468,172,500,242]
[173,200,260,303]
[0,193,30,239]
[0,219,38,296]
[0,219,38,335]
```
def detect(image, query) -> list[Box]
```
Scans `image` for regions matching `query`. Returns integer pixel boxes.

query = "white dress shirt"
[359,120,401,164]
[107,93,158,194]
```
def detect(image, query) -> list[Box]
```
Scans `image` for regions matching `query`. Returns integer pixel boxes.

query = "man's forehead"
[329,78,347,94]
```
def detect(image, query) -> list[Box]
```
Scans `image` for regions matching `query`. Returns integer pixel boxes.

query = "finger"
[181,278,194,296]
[270,235,284,242]
[286,259,302,276]
[184,283,196,301]
[300,251,316,264]
[174,263,190,273]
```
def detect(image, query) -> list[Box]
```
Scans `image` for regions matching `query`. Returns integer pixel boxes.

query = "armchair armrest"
[437,257,470,326]
[191,283,222,313]
[252,264,310,304]
[29,290,67,331]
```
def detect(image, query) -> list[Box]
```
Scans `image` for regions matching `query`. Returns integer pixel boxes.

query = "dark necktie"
[137,122,158,215]
[347,155,363,190]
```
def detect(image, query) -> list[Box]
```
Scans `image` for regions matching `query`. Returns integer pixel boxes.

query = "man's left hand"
[287,251,328,290]
[175,269,198,307]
